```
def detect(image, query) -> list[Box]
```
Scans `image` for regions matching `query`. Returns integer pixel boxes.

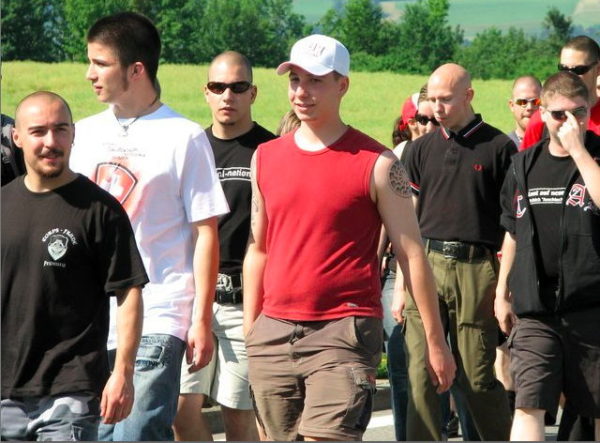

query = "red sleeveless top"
[257,127,386,320]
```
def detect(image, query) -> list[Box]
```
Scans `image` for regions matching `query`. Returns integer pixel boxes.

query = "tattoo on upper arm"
[388,160,411,198]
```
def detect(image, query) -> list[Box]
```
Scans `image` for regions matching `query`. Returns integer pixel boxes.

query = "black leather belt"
[215,273,243,304]
[424,238,490,261]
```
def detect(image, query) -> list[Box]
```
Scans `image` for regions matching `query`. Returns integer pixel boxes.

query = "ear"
[339,76,350,96]
[130,62,146,80]
[204,85,210,103]
[11,127,22,149]
[465,87,474,104]
[540,106,548,124]
[250,85,257,104]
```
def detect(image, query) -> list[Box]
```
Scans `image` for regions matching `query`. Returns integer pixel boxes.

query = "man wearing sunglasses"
[521,35,600,150]
[174,51,275,442]
[496,71,600,441]
[508,75,542,146]
[243,34,455,441]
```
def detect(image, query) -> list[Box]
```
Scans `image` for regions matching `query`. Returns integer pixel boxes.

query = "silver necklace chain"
[114,95,159,137]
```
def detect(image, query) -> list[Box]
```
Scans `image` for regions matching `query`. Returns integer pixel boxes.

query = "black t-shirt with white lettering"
[207,123,276,275]
[526,144,574,306]
[1,175,148,398]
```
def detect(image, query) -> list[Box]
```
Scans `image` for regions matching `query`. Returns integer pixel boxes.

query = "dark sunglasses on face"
[548,106,588,121]
[514,98,541,107]
[415,114,440,126]
[557,62,597,76]
[206,81,252,94]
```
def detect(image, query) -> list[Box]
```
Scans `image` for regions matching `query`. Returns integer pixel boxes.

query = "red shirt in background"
[520,99,600,151]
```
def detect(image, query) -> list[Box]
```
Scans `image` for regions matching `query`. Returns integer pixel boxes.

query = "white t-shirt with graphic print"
[71,104,229,348]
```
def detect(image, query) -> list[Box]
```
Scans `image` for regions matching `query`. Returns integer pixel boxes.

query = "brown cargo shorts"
[246,314,383,441]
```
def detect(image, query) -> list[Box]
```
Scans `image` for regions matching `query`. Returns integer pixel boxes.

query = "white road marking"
[367,412,394,429]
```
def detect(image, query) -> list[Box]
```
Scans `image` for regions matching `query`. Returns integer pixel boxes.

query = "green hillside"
[294,0,600,40]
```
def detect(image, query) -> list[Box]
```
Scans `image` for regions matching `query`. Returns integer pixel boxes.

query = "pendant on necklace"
[117,117,138,137]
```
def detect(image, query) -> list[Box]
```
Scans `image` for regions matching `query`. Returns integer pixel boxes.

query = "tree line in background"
[2,0,599,80]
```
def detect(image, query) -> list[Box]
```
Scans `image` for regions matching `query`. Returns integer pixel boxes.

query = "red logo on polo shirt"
[473,164,483,171]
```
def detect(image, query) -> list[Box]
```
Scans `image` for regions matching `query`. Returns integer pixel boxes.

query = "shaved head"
[15,91,73,129]
[208,51,253,82]
[512,75,542,95]
[427,63,474,131]
[429,63,472,93]
[12,90,76,188]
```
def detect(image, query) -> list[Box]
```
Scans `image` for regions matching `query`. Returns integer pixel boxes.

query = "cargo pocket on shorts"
[342,366,377,432]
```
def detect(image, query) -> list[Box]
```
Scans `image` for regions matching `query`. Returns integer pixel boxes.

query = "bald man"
[1,92,147,440]
[403,63,516,440]
[508,75,542,146]
[173,51,275,442]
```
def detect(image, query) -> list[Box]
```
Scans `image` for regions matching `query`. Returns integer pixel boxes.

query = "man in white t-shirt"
[69,12,229,441]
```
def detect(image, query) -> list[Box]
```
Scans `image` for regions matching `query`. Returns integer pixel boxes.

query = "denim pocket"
[135,342,166,370]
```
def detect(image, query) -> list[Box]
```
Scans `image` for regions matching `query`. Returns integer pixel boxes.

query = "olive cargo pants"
[404,248,511,440]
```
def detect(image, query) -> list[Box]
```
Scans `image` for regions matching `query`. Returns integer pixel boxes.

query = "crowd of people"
[1,10,599,442]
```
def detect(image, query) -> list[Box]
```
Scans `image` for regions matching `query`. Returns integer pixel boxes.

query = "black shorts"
[508,307,600,420]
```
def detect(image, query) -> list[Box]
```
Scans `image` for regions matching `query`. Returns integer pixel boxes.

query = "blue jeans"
[1,393,99,441]
[99,334,185,441]
[382,270,409,441]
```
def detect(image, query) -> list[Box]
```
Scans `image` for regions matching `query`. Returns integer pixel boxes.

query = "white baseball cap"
[276,34,350,77]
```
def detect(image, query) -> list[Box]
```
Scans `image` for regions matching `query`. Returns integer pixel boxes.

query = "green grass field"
[1,61,515,147]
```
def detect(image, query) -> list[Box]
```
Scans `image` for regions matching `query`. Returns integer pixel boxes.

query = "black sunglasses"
[557,62,597,76]
[415,114,439,126]
[548,106,588,121]
[514,98,541,107]
[207,81,252,94]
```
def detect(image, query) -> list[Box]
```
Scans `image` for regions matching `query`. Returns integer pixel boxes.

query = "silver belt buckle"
[217,273,233,292]
[442,241,462,259]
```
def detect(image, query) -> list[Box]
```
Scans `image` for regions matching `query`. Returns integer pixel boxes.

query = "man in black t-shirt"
[403,63,515,441]
[1,91,148,441]
[496,72,600,440]
[173,51,276,442]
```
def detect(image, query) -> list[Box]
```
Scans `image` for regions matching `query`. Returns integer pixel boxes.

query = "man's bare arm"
[101,286,143,424]
[187,216,219,372]
[495,232,517,336]
[243,151,268,336]
[372,151,456,393]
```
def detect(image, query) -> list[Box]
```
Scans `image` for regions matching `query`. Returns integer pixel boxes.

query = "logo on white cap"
[277,34,350,77]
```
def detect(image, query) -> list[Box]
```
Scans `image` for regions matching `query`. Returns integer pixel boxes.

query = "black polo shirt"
[405,114,516,250]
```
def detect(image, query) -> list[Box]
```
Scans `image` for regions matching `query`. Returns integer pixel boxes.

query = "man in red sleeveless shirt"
[242,34,455,441]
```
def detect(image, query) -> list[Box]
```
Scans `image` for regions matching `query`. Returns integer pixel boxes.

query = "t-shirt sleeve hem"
[105,274,150,294]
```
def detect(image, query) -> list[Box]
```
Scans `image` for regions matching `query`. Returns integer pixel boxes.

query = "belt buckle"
[442,241,462,259]
[217,273,234,293]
